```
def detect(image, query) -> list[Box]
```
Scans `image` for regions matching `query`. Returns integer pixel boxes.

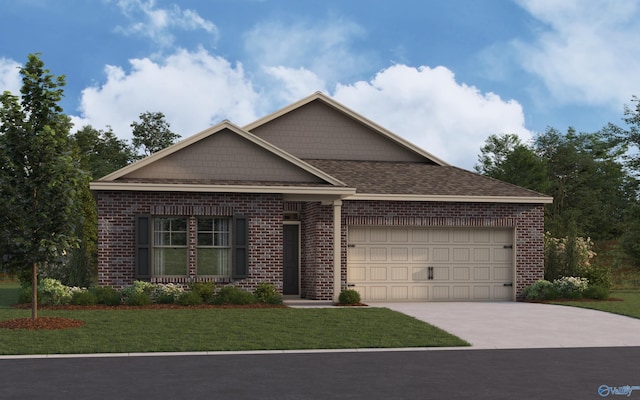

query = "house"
[90,92,552,302]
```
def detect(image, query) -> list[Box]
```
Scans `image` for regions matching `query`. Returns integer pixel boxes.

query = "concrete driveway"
[377,302,640,349]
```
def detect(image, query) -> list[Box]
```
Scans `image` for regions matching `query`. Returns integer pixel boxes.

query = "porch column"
[332,200,342,303]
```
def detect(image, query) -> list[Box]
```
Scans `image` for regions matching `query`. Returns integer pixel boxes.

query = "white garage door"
[347,227,514,302]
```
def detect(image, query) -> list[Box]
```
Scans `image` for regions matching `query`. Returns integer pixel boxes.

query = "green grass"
[551,290,640,319]
[0,283,468,355]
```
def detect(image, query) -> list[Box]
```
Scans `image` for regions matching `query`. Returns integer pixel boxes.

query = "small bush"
[189,282,215,304]
[71,290,97,306]
[338,289,361,305]
[153,283,184,304]
[523,280,559,301]
[214,286,256,305]
[124,291,151,306]
[18,287,32,304]
[583,284,610,300]
[39,278,73,305]
[177,291,203,306]
[253,283,282,304]
[554,276,588,299]
[92,286,122,306]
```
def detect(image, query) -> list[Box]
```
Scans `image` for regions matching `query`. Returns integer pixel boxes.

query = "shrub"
[153,283,184,304]
[553,276,589,299]
[583,284,610,300]
[176,291,203,306]
[18,286,31,304]
[38,278,73,305]
[214,286,256,305]
[544,231,596,281]
[523,280,559,301]
[253,283,282,304]
[71,290,97,306]
[124,291,151,306]
[92,286,122,306]
[189,282,216,304]
[338,289,361,305]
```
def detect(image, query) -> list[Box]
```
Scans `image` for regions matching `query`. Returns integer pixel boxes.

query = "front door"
[283,224,300,295]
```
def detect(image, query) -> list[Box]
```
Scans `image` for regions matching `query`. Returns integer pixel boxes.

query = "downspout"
[333,200,342,303]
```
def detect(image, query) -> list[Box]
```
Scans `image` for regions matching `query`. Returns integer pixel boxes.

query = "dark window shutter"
[232,215,248,279]
[135,215,152,280]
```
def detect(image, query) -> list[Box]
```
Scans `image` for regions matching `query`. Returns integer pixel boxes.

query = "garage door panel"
[433,286,450,300]
[391,267,408,280]
[347,227,513,302]
[370,247,388,261]
[453,267,470,280]
[391,286,409,300]
[474,267,491,280]
[412,267,429,281]
[370,267,387,280]
[348,247,366,262]
[391,248,409,261]
[453,286,470,299]
[412,248,429,261]
[453,248,470,261]
[412,286,429,299]
[473,248,491,262]
[369,286,388,300]
[494,267,510,281]
[433,248,450,261]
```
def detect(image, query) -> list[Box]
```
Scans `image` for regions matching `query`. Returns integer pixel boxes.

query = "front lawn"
[551,290,640,319]
[0,283,468,355]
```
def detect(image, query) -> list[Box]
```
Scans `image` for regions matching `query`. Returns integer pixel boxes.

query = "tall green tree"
[475,133,549,194]
[0,54,84,319]
[73,125,135,179]
[534,127,632,239]
[131,111,179,157]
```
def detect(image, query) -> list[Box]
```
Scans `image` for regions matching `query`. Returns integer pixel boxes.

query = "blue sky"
[1,0,639,169]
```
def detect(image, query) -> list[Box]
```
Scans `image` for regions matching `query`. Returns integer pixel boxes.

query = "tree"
[131,111,179,156]
[73,125,135,179]
[475,133,549,194]
[0,54,84,319]
[534,127,632,239]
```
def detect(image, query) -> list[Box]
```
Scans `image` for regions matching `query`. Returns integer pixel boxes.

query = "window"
[153,217,188,276]
[197,217,231,276]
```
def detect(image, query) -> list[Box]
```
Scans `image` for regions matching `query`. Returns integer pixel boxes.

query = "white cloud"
[514,0,640,108]
[332,64,532,169]
[73,48,259,139]
[114,0,218,48]
[244,16,371,85]
[264,66,326,103]
[0,57,22,96]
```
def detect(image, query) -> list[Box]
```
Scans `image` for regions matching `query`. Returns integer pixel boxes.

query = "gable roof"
[91,121,355,197]
[244,92,450,165]
[91,93,552,204]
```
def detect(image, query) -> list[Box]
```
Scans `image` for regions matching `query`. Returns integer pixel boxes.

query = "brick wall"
[95,191,283,291]
[300,202,334,300]
[341,201,546,300]
[96,191,545,301]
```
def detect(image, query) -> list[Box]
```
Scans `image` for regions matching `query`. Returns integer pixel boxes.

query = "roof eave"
[346,193,554,204]
[90,181,357,196]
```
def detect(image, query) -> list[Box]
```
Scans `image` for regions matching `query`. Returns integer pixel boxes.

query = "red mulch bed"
[0,317,85,330]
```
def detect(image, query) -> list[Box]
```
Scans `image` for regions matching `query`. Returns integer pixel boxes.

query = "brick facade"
[96,191,283,292]
[340,200,545,300]
[96,191,544,301]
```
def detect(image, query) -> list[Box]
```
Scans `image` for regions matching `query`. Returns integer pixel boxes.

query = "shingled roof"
[306,159,551,200]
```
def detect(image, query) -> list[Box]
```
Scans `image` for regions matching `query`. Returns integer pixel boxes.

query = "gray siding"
[250,100,429,162]
[123,128,326,183]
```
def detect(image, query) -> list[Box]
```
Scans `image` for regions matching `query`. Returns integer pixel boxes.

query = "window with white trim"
[153,217,188,276]
[196,217,231,277]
